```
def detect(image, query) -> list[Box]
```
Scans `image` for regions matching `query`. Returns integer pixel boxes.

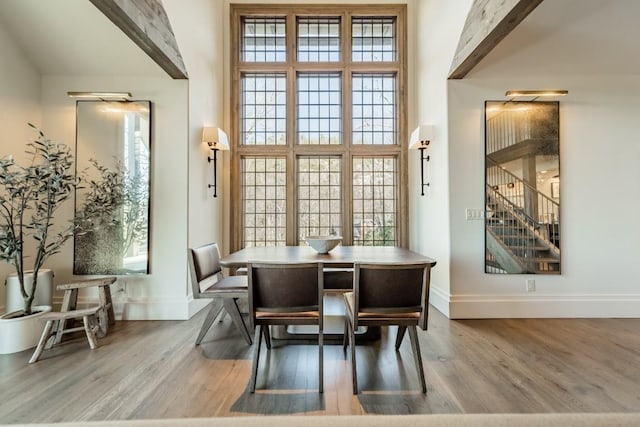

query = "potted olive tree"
[0,125,78,354]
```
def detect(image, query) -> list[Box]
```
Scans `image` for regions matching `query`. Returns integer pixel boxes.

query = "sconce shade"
[409,125,435,149]
[202,127,230,151]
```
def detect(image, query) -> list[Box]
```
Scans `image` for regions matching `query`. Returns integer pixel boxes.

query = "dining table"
[220,245,436,342]
[219,245,437,270]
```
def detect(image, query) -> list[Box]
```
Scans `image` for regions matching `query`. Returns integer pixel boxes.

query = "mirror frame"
[73,100,152,275]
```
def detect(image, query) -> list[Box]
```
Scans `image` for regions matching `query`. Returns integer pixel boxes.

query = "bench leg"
[83,315,98,350]
[29,320,55,364]
[103,284,116,326]
[45,320,60,350]
[55,289,77,344]
[96,286,109,338]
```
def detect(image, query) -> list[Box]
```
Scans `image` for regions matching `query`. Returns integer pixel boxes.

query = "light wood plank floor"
[1,307,639,423]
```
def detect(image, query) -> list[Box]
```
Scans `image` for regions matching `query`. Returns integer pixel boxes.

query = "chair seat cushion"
[256,310,320,320]
[201,275,248,294]
[344,292,419,321]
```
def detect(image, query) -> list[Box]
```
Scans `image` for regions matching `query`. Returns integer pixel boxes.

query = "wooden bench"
[54,277,117,344]
[29,306,102,363]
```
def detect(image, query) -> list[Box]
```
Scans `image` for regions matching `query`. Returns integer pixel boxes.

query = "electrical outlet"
[526,279,536,292]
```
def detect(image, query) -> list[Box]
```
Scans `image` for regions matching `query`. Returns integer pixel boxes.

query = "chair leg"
[408,326,427,394]
[195,300,224,345]
[349,321,358,394]
[319,324,324,393]
[223,298,253,345]
[262,325,271,350]
[342,319,348,355]
[83,315,98,350]
[249,325,263,393]
[219,311,228,323]
[395,325,407,351]
[29,320,54,364]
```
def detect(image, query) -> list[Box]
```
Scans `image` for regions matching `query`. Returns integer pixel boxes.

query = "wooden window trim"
[230,4,407,251]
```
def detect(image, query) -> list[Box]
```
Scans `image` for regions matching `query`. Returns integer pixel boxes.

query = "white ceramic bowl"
[305,236,342,254]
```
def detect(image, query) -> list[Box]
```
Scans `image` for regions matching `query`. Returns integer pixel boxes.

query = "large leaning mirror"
[485,101,560,274]
[74,100,151,275]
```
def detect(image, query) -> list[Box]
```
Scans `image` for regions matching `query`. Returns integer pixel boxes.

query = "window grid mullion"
[232,5,405,250]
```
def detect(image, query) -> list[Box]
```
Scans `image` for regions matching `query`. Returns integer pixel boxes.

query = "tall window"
[231,5,407,250]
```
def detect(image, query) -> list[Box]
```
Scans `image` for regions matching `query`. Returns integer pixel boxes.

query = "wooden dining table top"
[220,245,437,268]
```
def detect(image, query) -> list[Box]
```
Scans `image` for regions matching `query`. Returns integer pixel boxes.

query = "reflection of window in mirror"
[122,108,150,271]
[485,101,560,275]
[74,101,152,275]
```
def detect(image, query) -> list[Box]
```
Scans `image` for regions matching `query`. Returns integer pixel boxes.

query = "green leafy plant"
[0,125,78,316]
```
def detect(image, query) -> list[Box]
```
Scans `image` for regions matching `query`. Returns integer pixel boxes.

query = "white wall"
[0,23,42,314]
[441,0,640,318]
[162,0,227,316]
[38,75,189,319]
[413,0,473,316]
[413,0,640,318]
[447,76,640,318]
[1,3,197,321]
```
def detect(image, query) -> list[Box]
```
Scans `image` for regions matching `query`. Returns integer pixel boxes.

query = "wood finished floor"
[1,307,639,423]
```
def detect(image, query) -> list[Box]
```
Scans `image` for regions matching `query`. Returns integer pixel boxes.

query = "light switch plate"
[465,208,485,220]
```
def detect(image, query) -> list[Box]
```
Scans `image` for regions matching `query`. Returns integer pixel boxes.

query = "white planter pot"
[0,305,52,355]
[4,269,54,314]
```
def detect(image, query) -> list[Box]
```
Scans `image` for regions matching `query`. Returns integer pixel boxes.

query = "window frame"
[230,4,408,251]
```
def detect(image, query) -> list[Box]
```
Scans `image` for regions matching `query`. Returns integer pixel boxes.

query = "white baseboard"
[448,294,640,319]
[53,295,193,320]
[48,292,640,321]
[429,286,450,317]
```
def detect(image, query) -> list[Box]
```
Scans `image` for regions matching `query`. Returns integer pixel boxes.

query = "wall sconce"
[409,125,434,196]
[202,127,230,198]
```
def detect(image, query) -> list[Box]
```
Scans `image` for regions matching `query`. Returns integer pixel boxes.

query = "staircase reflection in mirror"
[485,101,560,274]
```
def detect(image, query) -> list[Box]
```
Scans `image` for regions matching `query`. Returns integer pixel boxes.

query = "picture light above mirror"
[67,91,132,100]
[505,90,568,98]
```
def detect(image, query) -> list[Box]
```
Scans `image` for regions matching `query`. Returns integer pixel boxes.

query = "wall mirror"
[485,101,560,274]
[74,100,151,275]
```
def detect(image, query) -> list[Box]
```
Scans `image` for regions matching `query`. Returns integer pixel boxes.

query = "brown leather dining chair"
[343,262,432,394]
[187,243,252,345]
[247,261,324,393]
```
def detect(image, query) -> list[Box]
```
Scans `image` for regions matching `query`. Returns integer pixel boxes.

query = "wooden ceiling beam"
[448,0,544,80]
[89,0,188,79]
